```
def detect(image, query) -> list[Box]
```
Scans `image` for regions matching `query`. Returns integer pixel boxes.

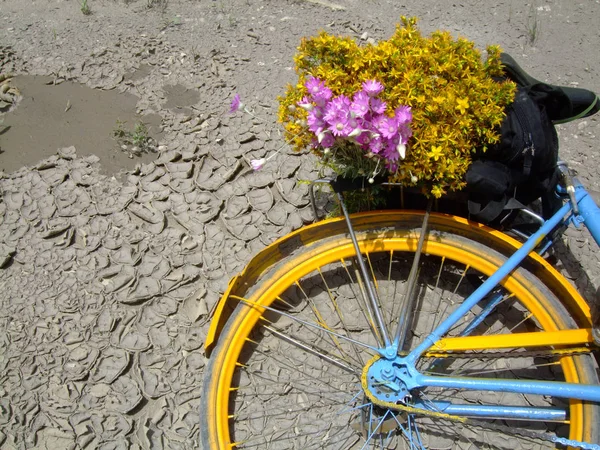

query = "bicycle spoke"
[384,249,402,329]
[240,345,359,390]
[425,256,447,336]
[270,294,363,366]
[233,295,380,353]
[205,220,600,449]
[343,258,385,347]
[318,266,366,366]
[234,381,366,448]
[293,279,359,366]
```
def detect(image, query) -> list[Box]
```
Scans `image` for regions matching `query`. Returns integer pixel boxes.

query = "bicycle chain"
[360,347,598,449]
[423,345,593,359]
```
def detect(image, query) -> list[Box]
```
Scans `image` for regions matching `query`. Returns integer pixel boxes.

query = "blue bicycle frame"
[353,176,600,422]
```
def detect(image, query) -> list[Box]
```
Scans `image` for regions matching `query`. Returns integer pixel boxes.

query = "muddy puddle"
[164,83,200,116]
[0,75,162,175]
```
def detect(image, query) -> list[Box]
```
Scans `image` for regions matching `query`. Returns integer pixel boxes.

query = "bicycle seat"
[501,53,599,124]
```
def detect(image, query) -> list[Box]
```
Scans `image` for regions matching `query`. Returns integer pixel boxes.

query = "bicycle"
[199,60,600,449]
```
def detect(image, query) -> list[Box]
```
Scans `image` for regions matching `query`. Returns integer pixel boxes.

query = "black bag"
[466,82,563,223]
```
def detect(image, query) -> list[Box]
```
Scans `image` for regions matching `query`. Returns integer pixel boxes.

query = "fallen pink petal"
[250,158,266,170]
[230,93,243,113]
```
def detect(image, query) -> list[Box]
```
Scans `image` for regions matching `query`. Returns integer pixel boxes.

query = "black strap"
[522,142,533,178]
[513,92,535,178]
[468,196,506,223]
[468,196,526,223]
[504,197,527,210]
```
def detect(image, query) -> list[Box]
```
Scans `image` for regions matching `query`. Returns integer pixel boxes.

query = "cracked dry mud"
[1,0,600,449]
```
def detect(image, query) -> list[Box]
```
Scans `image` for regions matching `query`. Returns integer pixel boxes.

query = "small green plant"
[113,120,157,155]
[80,0,92,15]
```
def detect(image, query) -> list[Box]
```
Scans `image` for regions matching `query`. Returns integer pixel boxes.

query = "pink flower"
[250,158,266,170]
[230,94,243,113]
[313,86,333,105]
[305,77,324,95]
[383,144,399,161]
[394,105,412,125]
[351,91,371,118]
[305,77,331,104]
[368,136,384,154]
[328,117,352,137]
[320,132,335,148]
[347,116,360,131]
[355,131,372,149]
[398,123,413,141]
[323,95,351,121]
[377,117,399,139]
[362,80,384,96]
[369,97,387,115]
[297,77,410,165]
[382,135,402,161]
[307,109,326,134]
[324,96,352,137]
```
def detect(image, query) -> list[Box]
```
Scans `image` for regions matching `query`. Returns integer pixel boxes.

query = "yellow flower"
[454,115,472,130]
[431,185,446,198]
[428,145,443,161]
[425,104,438,114]
[439,131,458,147]
[456,98,469,114]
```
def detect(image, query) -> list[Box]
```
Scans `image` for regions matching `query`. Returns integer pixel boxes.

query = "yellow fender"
[205,210,593,354]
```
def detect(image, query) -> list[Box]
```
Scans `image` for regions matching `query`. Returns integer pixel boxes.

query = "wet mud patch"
[124,63,152,83]
[0,75,162,175]
[164,84,200,115]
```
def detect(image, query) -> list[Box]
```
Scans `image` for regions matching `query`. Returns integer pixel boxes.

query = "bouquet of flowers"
[278,17,516,198]
[298,77,413,175]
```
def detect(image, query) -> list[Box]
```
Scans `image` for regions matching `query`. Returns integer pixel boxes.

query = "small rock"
[58,146,77,160]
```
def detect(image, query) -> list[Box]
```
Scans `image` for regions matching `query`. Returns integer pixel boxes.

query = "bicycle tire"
[200,215,600,449]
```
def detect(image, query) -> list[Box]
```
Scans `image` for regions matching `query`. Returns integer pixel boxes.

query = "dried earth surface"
[1,0,600,449]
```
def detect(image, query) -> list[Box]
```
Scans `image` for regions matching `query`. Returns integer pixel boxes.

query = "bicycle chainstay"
[359,347,599,449]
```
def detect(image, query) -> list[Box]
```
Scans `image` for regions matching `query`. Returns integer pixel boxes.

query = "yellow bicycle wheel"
[201,213,599,449]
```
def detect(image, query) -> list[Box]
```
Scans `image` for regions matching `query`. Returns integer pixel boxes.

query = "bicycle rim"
[201,226,599,449]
